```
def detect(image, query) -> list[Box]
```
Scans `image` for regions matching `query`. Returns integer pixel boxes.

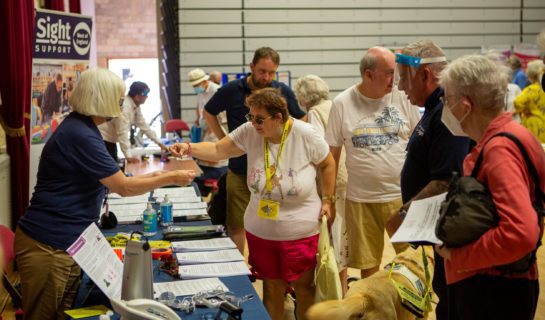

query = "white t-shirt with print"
[325,85,420,203]
[229,119,329,241]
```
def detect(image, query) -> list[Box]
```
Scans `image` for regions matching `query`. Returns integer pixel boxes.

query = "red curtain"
[45,0,64,11]
[0,0,34,228]
[69,0,81,13]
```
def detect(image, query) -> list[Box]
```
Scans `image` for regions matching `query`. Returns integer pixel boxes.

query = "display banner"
[30,9,92,193]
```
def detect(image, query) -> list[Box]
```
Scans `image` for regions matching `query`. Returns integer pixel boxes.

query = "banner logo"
[34,10,92,60]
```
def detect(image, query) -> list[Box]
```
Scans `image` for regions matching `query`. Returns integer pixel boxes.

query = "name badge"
[257,199,279,220]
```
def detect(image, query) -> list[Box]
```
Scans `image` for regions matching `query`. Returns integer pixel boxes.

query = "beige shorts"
[345,198,403,269]
[226,170,251,229]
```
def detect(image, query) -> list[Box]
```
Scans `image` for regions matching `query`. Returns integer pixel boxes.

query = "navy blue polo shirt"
[19,112,120,250]
[400,87,471,203]
[204,76,305,174]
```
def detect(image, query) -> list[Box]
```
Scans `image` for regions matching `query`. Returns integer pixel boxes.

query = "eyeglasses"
[245,113,272,125]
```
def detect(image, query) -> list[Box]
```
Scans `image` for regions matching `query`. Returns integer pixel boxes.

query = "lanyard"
[264,119,290,193]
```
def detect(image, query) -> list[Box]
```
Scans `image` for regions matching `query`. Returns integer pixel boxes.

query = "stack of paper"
[171,237,249,279]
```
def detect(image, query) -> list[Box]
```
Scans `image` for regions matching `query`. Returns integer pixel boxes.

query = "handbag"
[314,216,342,302]
[436,132,544,273]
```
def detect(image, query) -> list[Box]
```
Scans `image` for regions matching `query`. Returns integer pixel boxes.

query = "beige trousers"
[14,227,81,320]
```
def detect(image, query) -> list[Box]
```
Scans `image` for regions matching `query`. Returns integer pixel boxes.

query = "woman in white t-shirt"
[170,88,336,320]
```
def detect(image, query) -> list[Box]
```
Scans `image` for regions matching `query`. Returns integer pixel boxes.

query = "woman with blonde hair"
[514,59,545,142]
[15,68,196,319]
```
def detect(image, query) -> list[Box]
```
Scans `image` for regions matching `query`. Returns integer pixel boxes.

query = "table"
[125,157,202,177]
[73,222,270,320]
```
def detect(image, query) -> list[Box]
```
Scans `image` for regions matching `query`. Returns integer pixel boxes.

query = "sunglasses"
[245,113,272,125]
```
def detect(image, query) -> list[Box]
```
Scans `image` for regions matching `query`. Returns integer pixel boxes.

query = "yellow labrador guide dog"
[307,246,435,320]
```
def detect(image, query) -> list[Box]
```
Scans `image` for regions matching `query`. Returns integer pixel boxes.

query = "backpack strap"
[471,131,544,271]
[472,132,545,204]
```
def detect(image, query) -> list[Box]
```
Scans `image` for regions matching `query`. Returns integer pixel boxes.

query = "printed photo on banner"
[31,9,92,145]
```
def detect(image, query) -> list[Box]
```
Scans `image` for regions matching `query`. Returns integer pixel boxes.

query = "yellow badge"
[257,198,280,220]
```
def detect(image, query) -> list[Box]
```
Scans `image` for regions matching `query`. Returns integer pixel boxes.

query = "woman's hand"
[172,170,197,186]
[169,143,188,158]
[435,244,452,260]
[319,201,336,229]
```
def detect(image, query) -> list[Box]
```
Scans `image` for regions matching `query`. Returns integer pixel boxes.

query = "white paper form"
[171,238,237,252]
[108,194,149,206]
[179,261,251,279]
[108,194,151,204]
[390,192,446,245]
[164,196,201,203]
[66,223,123,300]
[172,202,207,210]
[154,187,197,198]
[177,249,244,265]
[153,278,228,298]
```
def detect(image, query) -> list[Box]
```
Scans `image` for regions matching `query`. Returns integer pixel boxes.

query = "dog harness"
[385,246,433,318]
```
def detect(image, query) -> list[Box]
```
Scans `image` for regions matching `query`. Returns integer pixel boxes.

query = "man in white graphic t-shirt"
[325,47,420,284]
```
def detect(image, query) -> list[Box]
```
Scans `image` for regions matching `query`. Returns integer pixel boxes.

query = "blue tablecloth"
[73,222,270,319]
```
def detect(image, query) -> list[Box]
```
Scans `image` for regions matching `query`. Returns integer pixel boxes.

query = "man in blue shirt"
[386,40,470,320]
[204,47,306,252]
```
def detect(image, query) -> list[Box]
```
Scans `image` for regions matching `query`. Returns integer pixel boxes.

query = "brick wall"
[95,0,157,67]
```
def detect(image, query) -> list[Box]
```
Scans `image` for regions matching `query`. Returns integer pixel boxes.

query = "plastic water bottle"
[143,202,157,236]
[160,194,173,226]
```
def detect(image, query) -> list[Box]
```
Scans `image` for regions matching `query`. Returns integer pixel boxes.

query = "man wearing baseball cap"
[99,81,167,163]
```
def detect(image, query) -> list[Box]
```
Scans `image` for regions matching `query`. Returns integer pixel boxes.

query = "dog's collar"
[384,263,425,296]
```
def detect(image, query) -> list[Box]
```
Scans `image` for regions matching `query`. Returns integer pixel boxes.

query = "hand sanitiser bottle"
[160,194,173,226]
[143,202,157,236]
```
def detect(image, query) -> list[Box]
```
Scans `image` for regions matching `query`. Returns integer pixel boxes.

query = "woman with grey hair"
[435,55,545,319]
[294,75,350,295]
[14,68,196,319]
[514,59,545,142]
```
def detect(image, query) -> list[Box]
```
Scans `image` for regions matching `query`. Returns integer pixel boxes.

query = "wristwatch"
[321,195,336,204]
[399,207,408,219]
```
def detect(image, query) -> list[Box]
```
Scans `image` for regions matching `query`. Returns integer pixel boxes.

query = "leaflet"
[67,223,123,300]
[171,237,237,252]
[178,261,251,279]
[176,249,244,265]
[390,192,446,245]
[153,278,228,298]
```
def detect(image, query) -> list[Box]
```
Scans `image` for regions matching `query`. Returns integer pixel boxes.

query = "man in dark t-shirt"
[41,73,63,122]
[204,47,306,253]
[386,40,470,320]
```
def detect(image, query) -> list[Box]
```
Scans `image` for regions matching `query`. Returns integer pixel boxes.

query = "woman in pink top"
[436,55,544,319]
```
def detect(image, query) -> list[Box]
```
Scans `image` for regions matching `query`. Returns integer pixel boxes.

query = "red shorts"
[246,231,318,283]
